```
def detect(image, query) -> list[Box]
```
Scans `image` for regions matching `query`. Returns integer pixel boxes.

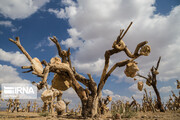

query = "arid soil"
[0,111,180,120]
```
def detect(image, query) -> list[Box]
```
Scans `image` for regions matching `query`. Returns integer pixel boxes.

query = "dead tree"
[137,57,165,112]
[9,22,150,117]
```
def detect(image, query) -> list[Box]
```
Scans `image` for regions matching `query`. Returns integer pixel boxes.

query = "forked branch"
[49,36,62,58]
[9,37,33,63]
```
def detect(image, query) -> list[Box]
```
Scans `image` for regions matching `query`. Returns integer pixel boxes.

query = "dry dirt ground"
[0,111,180,120]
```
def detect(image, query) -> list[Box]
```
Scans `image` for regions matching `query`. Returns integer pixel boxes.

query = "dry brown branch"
[9,37,33,63]
[21,66,32,69]
[136,73,148,80]
[67,48,72,68]
[50,36,71,64]
[97,59,131,95]
[49,36,62,58]
[116,29,124,43]
[87,73,95,83]
[74,72,90,87]
[155,56,161,70]
[22,69,33,73]
[87,73,97,94]
[120,22,133,40]
[42,66,50,84]
[124,41,148,58]
[134,41,148,56]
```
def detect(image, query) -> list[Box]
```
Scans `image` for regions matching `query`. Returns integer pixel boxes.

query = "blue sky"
[0,0,180,108]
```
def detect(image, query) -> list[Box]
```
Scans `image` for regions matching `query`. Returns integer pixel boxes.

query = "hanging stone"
[124,61,139,78]
[32,57,43,74]
[41,89,54,102]
[138,81,143,91]
[140,45,151,56]
[55,100,66,114]
[52,74,71,91]
[108,96,112,102]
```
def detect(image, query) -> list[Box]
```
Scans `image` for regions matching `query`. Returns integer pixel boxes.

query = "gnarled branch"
[97,59,131,95]
[124,41,148,58]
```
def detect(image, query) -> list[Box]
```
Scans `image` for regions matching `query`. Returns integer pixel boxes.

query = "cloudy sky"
[0,0,180,109]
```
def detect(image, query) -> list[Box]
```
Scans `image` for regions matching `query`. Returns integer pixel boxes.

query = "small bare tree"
[9,22,150,117]
[137,57,165,112]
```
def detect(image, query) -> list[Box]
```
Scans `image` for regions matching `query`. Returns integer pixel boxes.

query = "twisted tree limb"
[137,57,165,112]
[97,59,130,95]
[97,22,149,95]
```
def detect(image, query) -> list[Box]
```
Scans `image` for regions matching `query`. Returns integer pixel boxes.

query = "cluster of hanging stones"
[124,44,151,91]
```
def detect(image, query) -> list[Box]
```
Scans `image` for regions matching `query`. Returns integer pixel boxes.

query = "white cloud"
[0,64,30,84]
[0,21,21,33]
[49,0,180,83]
[61,38,83,49]
[103,89,114,95]
[0,48,30,66]
[48,6,77,19]
[159,86,172,93]
[48,8,68,19]
[61,28,83,49]
[35,36,55,49]
[163,96,170,102]
[0,21,13,27]
[73,58,104,75]
[48,0,77,19]
[102,89,131,102]
[68,28,81,38]
[11,26,22,32]
[0,0,50,19]
[61,0,76,6]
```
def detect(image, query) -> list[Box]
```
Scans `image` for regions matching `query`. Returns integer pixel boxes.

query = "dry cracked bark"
[9,22,150,117]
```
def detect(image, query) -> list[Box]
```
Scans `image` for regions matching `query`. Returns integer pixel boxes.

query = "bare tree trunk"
[152,85,165,112]
[81,95,99,117]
